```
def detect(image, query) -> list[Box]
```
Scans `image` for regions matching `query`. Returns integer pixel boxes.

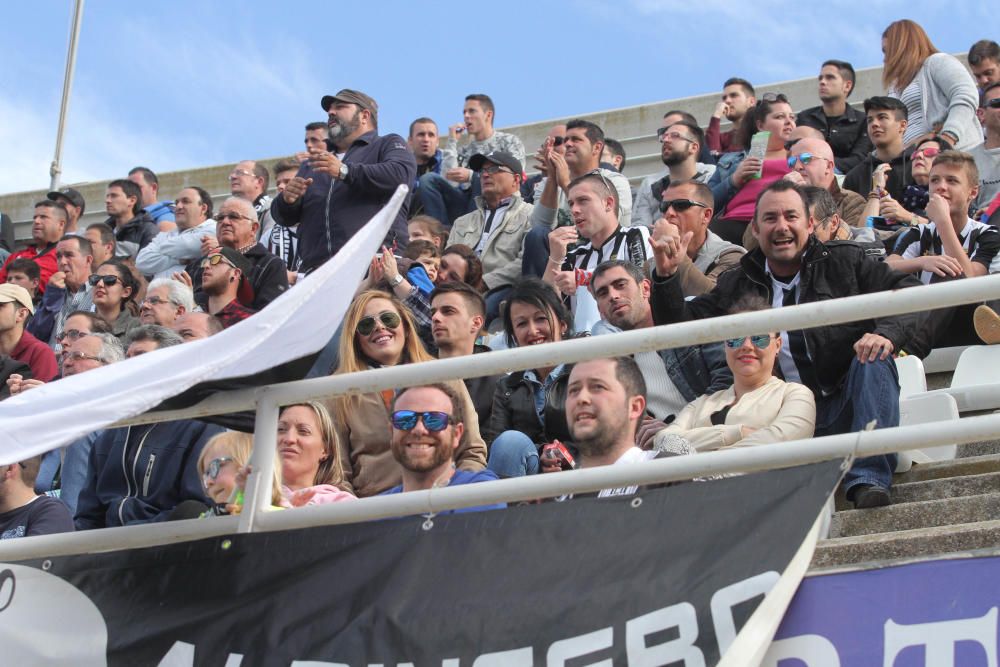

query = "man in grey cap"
[447,151,533,321]
[271,88,416,273]
[46,187,86,233]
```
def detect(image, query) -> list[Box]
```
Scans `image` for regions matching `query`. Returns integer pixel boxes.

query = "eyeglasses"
[985,98,1000,109]
[391,410,452,432]
[913,146,941,159]
[200,253,238,269]
[202,457,234,481]
[725,334,773,349]
[656,128,695,143]
[142,295,173,307]
[659,198,708,214]
[229,169,255,178]
[480,164,514,176]
[55,328,87,343]
[64,350,105,364]
[216,212,252,222]
[786,153,829,168]
[356,310,401,336]
[88,274,122,287]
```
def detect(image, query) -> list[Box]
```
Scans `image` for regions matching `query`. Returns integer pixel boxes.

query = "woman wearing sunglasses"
[483,279,577,477]
[707,94,796,246]
[653,300,815,452]
[326,290,487,497]
[863,137,949,230]
[89,259,141,343]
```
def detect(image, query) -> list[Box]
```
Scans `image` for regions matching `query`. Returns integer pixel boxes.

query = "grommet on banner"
[41,560,52,571]
[422,517,434,531]
[630,497,643,509]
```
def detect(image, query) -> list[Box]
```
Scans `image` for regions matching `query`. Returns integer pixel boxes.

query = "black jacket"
[650,238,924,395]
[796,105,871,174]
[484,366,572,447]
[272,130,416,273]
[842,148,913,203]
[189,242,289,311]
[108,212,158,259]
[463,344,502,429]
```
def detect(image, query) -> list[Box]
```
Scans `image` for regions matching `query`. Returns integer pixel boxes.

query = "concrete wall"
[0,55,968,248]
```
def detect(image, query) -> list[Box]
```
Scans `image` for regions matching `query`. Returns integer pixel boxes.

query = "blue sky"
[0,2,994,195]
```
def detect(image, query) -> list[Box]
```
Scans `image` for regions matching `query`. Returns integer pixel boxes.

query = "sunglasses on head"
[913,146,941,159]
[725,334,773,349]
[202,457,234,481]
[760,92,789,104]
[200,253,238,269]
[88,274,122,287]
[356,310,401,336]
[786,153,827,168]
[659,198,708,213]
[391,410,452,432]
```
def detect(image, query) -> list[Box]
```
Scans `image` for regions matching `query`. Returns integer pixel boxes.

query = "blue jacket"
[707,150,748,214]
[74,420,223,529]
[271,130,416,272]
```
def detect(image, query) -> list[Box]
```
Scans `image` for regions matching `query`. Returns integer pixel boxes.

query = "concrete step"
[812,519,1000,570]
[892,472,1000,504]
[829,493,1000,538]
[958,438,1000,458]
[894,453,1000,483]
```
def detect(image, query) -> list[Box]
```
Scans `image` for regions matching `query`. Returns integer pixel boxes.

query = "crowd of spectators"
[2,21,1000,540]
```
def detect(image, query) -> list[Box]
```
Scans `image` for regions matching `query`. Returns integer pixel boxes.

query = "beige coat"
[447,194,533,290]
[655,376,816,452]
[325,379,488,498]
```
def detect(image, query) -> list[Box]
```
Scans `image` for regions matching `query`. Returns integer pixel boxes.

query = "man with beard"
[796,60,871,174]
[633,112,717,228]
[565,357,657,496]
[381,384,502,512]
[705,77,757,156]
[272,89,415,274]
[199,247,256,328]
[187,197,287,311]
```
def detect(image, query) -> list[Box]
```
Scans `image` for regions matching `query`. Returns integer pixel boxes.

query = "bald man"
[784,138,865,227]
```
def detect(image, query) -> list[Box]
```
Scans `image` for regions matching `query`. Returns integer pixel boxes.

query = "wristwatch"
[339,162,349,180]
[390,274,404,287]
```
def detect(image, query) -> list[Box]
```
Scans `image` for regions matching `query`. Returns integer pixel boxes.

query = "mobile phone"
[748,131,770,180]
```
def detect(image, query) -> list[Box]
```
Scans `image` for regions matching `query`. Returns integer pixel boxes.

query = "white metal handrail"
[3,410,1000,561]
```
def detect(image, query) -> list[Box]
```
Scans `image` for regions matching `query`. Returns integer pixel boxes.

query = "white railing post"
[237,390,280,533]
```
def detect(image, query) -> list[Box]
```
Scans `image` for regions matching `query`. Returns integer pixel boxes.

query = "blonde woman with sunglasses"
[325,290,487,497]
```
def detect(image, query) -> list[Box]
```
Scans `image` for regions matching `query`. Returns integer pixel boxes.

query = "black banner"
[1,460,843,666]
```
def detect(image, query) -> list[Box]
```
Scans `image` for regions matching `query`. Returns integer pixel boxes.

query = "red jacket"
[0,244,59,293]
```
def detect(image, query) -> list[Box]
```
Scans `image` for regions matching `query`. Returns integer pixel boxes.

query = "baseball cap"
[320,89,378,123]
[47,187,86,214]
[468,151,523,176]
[0,284,35,315]
[208,248,256,306]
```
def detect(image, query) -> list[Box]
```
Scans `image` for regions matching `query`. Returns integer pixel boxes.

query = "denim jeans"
[417,172,477,226]
[520,225,552,278]
[815,356,899,495]
[487,430,539,478]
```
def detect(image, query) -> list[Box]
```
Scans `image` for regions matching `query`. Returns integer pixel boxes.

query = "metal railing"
[3,257,1000,562]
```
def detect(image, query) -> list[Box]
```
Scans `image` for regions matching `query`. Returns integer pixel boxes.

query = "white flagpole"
[49,0,85,191]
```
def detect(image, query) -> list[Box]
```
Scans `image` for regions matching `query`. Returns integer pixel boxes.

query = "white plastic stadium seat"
[895,355,927,399]
[921,346,969,374]
[895,392,960,471]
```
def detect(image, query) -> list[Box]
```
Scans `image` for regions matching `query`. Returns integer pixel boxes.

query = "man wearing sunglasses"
[447,151,532,322]
[785,138,865,227]
[652,180,744,297]
[650,179,925,509]
[186,197,288,313]
[796,60,871,174]
[970,82,1000,212]
[382,384,502,509]
[199,248,256,329]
